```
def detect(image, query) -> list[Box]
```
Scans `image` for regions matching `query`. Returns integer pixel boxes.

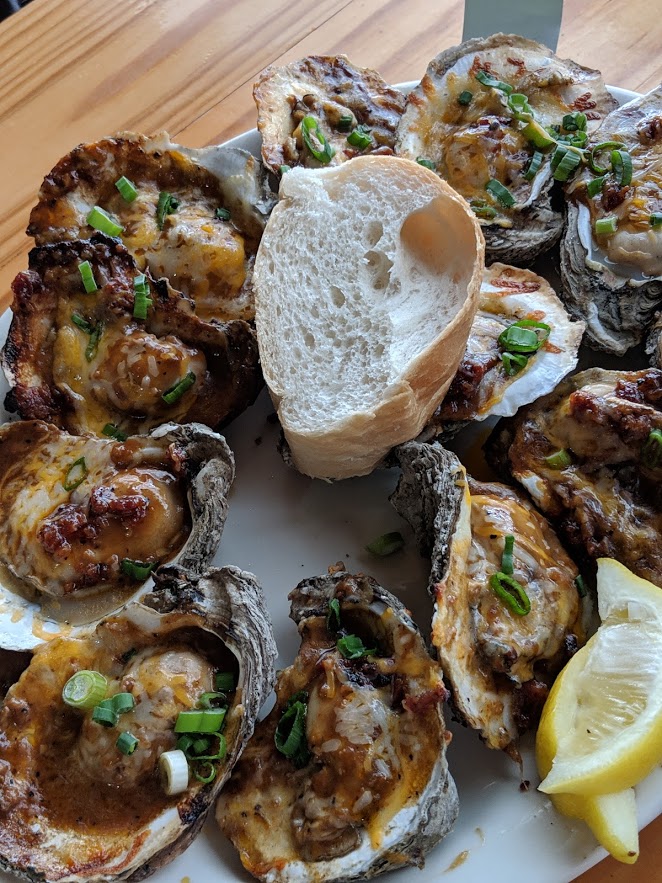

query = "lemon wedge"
[537,558,662,797]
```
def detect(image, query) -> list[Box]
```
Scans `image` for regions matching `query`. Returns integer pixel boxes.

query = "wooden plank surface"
[0,0,660,880]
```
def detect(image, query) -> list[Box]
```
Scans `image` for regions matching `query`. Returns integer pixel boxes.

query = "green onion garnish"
[92,704,119,727]
[279,164,291,175]
[71,312,94,334]
[116,731,139,755]
[346,124,373,150]
[87,205,123,237]
[642,428,662,468]
[188,733,227,761]
[595,216,618,236]
[176,734,195,754]
[133,274,153,320]
[501,351,529,376]
[190,737,211,756]
[337,114,353,132]
[524,151,544,181]
[301,115,335,164]
[336,634,376,659]
[498,319,550,353]
[63,457,88,492]
[198,691,227,709]
[457,90,473,106]
[174,708,225,734]
[120,559,156,581]
[544,449,573,469]
[365,530,404,556]
[470,199,498,220]
[102,423,128,441]
[175,710,203,733]
[416,157,436,170]
[194,762,217,784]
[575,574,588,598]
[62,670,107,709]
[587,175,607,198]
[521,120,556,150]
[115,176,138,203]
[486,179,515,208]
[474,69,513,94]
[85,321,103,362]
[507,92,533,121]
[215,672,236,692]
[215,207,231,221]
[610,149,633,186]
[327,597,341,632]
[111,692,136,714]
[562,112,587,132]
[156,191,180,230]
[162,371,196,405]
[501,534,515,576]
[650,213,662,228]
[552,147,581,182]
[589,141,624,175]
[490,572,531,616]
[78,261,98,293]
[274,696,310,768]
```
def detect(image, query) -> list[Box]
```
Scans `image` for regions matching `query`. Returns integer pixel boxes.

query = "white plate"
[0,85,660,883]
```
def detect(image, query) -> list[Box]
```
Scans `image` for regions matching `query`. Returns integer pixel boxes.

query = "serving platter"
[0,84,660,883]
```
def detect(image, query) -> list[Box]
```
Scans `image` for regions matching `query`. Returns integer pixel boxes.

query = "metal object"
[462,0,564,49]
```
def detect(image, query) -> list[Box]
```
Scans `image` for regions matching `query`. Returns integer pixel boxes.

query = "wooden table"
[0,1,659,880]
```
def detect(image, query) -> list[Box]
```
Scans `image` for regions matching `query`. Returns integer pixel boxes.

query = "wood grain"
[0,1,659,880]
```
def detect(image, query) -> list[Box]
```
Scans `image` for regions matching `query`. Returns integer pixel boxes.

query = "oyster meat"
[396,34,617,264]
[216,570,458,881]
[0,565,277,883]
[253,55,406,173]
[561,87,662,354]
[0,419,235,650]
[486,367,662,586]
[419,262,585,439]
[2,236,262,436]
[27,133,275,322]
[392,442,585,756]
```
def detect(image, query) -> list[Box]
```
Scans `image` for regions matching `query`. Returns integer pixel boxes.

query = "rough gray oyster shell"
[646,310,662,366]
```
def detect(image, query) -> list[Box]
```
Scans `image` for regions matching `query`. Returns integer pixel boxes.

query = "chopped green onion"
[198,691,227,709]
[642,428,662,468]
[188,733,226,761]
[327,597,341,632]
[156,191,180,230]
[587,175,607,198]
[120,559,156,581]
[524,151,544,181]
[575,574,588,598]
[365,530,404,556]
[116,731,139,755]
[544,449,573,469]
[159,749,189,795]
[102,423,128,441]
[501,535,515,576]
[346,124,373,150]
[508,92,533,121]
[490,572,531,616]
[87,205,123,237]
[498,319,550,353]
[562,112,587,132]
[610,149,633,186]
[522,120,556,150]
[486,179,515,208]
[215,672,236,692]
[470,198,498,220]
[162,371,196,405]
[111,692,136,714]
[552,147,581,182]
[301,115,335,164]
[63,457,88,492]
[568,130,588,149]
[595,216,618,236]
[474,69,513,94]
[194,762,217,784]
[589,141,624,175]
[62,670,108,709]
[176,735,195,753]
[71,312,94,334]
[215,207,231,221]
[501,351,529,376]
[78,261,98,293]
[190,737,211,756]
[133,274,152,320]
[336,114,354,132]
[279,164,291,175]
[85,321,103,362]
[175,710,203,733]
[115,176,138,202]
[336,634,376,659]
[92,704,119,727]
[196,708,226,733]
[274,697,310,767]
[650,213,662,228]
[457,90,473,106]
[416,157,436,170]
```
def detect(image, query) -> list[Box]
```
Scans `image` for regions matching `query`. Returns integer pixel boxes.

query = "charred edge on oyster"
[216,570,458,882]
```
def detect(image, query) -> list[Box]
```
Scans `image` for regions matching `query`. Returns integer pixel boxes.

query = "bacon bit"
[585,111,602,121]
[492,277,541,293]
[89,486,149,521]
[616,371,662,404]
[469,55,493,75]
[543,341,562,354]
[38,505,94,556]
[506,56,526,73]
[638,115,662,143]
[602,182,630,211]
[525,310,546,321]
[402,684,448,713]
[571,92,597,112]
[167,442,187,474]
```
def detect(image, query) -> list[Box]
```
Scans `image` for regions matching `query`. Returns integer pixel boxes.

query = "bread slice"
[254,155,484,479]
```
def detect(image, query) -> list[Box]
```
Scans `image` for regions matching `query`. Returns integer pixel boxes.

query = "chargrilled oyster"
[392,442,585,757]
[419,263,584,439]
[2,236,261,436]
[253,55,406,173]
[561,87,662,353]
[396,34,616,264]
[486,367,662,587]
[27,133,275,322]
[217,571,458,881]
[0,566,277,883]
[0,419,235,650]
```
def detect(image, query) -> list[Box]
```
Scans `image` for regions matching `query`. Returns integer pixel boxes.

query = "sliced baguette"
[254,155,484,479]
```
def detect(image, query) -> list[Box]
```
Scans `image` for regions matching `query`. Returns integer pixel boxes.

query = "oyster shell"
[2,236,262,436]
[216,570,458,881]
[27,133,275,322]
[561,87,662,353]
[419,262,585,439]
[0,419,235,651]
[391,441,585,757]
[485,367,662,586]
[396,33,617,265]
[647,310,662,366]
[253,55,406,173]
[0,565,277,883]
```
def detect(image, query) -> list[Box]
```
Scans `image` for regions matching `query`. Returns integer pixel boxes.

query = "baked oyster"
[419,262,584,439]
[561,87,662,353]
[396,33,617,264]
[0,419,235,650]
[27,133,275,322]
[0,565,277,883]
[253,55,406,173]
[217,570,458,881]
[392,442,586,757]
[2,236,261,436]
[486,367,662,587]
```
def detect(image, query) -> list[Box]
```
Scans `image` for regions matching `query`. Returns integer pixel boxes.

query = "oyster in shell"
[561,87,662,353]
[0,419,235,650]
[396,34,617,264]
[27,133,275,322]
[0,565,277,883]
[253,55,406,173]
[217,570,458,881]
[419,262,584,439]
[2,236,261,436]
[392,442,585,757]
[486,367,662,586]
